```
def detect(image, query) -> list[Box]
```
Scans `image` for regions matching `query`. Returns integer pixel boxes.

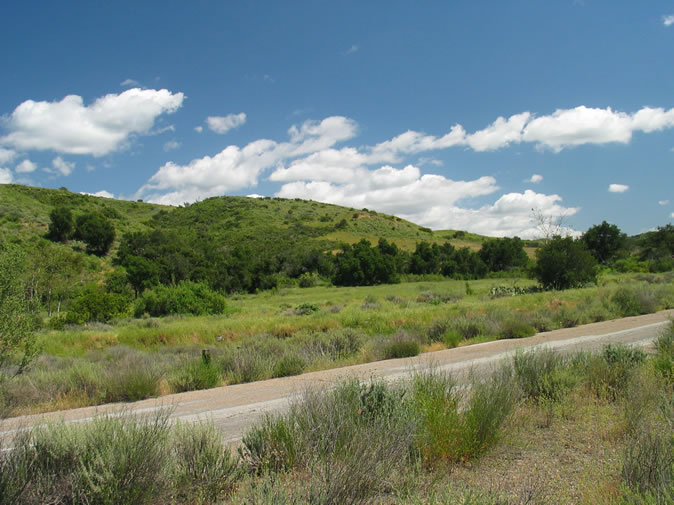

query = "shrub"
[46,206,73,242]
[65,283,129,324]
[383,340,420,359]
[171,422,242,503]
[134,281,225,317]
[273,354,306,378]
[612,284,659,317]
[73,212,115,256]
[171,360,222,392]
[586,344,647,401]
[533,236,597,290]
[514,349,575,403]
[498,317,536,339]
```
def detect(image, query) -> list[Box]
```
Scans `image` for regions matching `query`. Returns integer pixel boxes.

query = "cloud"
[139,116,358,205]
[276,168,577,238]
[608,183,629,193]
[163,140,181,151]
[15,159,37,173]
[120,78,140,87]
[80,190,115,199]
[194,126,204,133]
[206,113,247,134]
[526,174,543,183]
[1,88,184,156]
[0,167,13,184]
[522,106,674,151]
[466,112,530,151]
[0,148,16,165]
[659,200,670,206]
[345,44,359,55]
[247,193,264,198]
[51,156,75,176]
[664,15,674,26]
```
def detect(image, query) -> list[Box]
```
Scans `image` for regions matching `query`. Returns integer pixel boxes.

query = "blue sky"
[1,1,673,238]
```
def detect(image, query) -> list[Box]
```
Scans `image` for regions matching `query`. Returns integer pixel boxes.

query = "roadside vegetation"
[2,324,672,505]
[1,185,674,416]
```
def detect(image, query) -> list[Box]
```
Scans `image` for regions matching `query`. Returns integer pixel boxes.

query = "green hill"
[0,183,489,256]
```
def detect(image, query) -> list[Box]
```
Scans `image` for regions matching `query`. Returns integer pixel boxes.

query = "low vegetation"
[3,324,672,504]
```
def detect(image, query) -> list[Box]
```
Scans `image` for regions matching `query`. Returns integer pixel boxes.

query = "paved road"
[1,310,671,444]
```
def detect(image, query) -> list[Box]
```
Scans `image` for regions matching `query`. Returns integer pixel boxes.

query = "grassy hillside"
[0,183,490,256]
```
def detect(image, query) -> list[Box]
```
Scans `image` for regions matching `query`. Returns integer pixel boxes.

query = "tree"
[533,236,597,290]
[74,212,115,256]
[479,237,529,272]
[46,206,73,242]
[0,242,38,377]
[125,256,160,297]
[582,221,626,265]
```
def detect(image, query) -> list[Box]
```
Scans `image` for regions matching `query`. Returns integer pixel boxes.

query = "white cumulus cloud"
[1,88,184,156]
[609,183,629,193]
[0,167,13,184]
[51,156,75,176]
[15,159,37,173]
[659,200,670,206]
[526,174,543,183]
[206,113,247,134]
[664,15,674,26]
[120,78,140,87]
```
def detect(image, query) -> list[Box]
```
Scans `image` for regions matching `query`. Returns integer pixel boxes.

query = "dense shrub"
[611,284,659,317]
[383,340,420,359]
[533,236,598,290]
[65,283,130,324]
[134,281,225,317]
[73,212,115,256]
[46,206,73,242]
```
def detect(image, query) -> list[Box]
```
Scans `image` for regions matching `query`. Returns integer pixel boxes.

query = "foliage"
[73,211,116,256]
[478,236,529,272]
[46,206,73,242]
[640,224,674,261]
[383,340,420,359]
[533,235,598,290]
[134,281,226,317]
[582,220,627,265]
[64,283,130,324]
[0,243,38,377]
[333,238,398,286]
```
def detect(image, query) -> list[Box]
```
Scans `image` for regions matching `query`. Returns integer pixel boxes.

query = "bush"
[272,354,306,378]
[612,284,659,317]
[46,206,73,242]
[134,281,226,317]
[65,283,130,324]
[73,212,115,256]
[533,236,597,290]
[514,349,575,403]
[171,360,222,392]
[383,340,420,359]
[586,344,647,401]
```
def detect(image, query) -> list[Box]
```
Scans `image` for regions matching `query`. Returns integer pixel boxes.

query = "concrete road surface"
[1,310,671,444]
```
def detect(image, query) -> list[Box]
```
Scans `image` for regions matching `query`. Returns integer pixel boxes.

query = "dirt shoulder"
[1,310,671,443]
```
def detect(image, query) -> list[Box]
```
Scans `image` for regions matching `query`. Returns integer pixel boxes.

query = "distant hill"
[0,184,490,258]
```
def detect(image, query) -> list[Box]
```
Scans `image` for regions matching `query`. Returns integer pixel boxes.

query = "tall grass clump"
[611,284,659,317]
[0,412,242,505]
[411,365,517,464]
[653,321,674,380]
[586,344,647,401]
[239,380,417,504]
[513,348,576,404]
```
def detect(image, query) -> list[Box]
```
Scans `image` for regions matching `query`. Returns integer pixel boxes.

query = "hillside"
[0,183,489,255]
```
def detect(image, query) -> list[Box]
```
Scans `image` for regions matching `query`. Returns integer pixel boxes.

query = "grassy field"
[1,272,672,417]
[3,325,673,505]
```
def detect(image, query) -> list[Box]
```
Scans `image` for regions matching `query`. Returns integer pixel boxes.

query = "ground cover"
[1,272,672,418]
[3,325,672,504]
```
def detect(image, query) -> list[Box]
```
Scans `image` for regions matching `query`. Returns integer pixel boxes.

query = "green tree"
[46,206,74,242]
[0,242,38,377]
[533,236,597,290]
[126,256,160,297]
[582,221,626,265]
[74,212,115,256]
[479,237,529,272]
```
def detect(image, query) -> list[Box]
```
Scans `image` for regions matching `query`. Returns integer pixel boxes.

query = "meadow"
[2,271,672,417]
